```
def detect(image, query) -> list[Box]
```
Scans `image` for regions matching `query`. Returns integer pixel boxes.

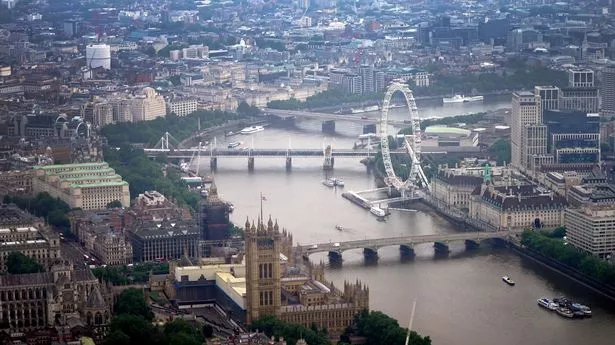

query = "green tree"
[250,315,330,345]
[106,200,123,209]
[106,314,156,345]
[163,319,203,345]
[346,310,431,345]
[103,330,130,345]
[6,252,44,274]
[114,288,155,321]
[202,324,214,338]
[489,139,511,166]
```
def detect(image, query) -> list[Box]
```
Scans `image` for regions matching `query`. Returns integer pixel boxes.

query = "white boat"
[442,95,484,103]
[502,276,515,286]
[370,206,386,217]
[335,225,343,231]
[537,298,558,311]
[350,105,379,114]
[332,178,344,187]
[322,179,335,187]
[358,133,379,140]
[228,141,242,148]
[240,125,265,134]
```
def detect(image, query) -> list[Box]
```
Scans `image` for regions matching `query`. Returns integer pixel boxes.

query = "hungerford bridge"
[297,229,524,260]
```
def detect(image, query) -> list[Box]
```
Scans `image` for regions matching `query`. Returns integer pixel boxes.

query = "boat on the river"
[240,125,264,134]
[502,276,515,286]
[537,298,558,311]
[228,141,242,148]
[556,307,574,319]
[332,178,344,187]
[322,179,335,187]
[443,95,484,103]
[335,225,343,231]
[370,206,386,218]
[570,303,592,317]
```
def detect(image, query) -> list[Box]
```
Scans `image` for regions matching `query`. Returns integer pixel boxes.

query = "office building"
[130,87,167,122]
[431,167,484,210]
[0,170,35,198]
[469,183,567,229]
[166,98,198,117]
[566,177,615,259]
[341,74,362,94]
[559,86,600,113]
[32,162,130,210]
[511,91,543,170]
[601,66,615,118]
[568,69,595,88]
[375,71,386,91]
[126,218,200,262]
[359,64,374,93]
[523,125,549,173]
[543,110,600,164]
[0,205,61,272]
[81,99,113,127]
[534,86,559,112]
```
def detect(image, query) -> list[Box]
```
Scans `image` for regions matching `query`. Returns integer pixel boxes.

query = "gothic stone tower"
[245,215,282,324]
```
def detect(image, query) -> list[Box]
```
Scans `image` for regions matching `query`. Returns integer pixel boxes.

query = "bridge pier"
[433,241,450,255]
[285,156,292,171]
[465,239,480,251]
[323,157,334,171]
[363,248,378,262]
[399,244,415,258]
[363,124,377,134]
[328,251,342,263]
[248,157,255,171]
[210,157,217,170]
[322,120,335,134]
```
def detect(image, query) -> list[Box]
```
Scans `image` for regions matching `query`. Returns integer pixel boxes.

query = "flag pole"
[260,192,263,221]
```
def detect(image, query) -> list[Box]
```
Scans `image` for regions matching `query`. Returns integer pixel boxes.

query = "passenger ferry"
[228,141,243,148]
[350,105,379,114]
[537,298,558,311]
[442,95,484,103]
[370,206,386,218]
[240,125,265,134]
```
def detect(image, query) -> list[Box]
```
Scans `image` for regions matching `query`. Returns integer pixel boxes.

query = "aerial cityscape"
[1,0,615,344]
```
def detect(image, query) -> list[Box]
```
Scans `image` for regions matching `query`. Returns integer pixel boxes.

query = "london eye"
[379,82,430,195]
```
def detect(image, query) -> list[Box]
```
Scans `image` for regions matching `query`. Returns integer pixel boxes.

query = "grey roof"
[0,272,52,287]
[86,287,106,309]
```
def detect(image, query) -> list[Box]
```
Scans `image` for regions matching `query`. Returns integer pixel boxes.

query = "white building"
[511,91,544,170]
[167,98,198,117]
[85,44,111,70]
[130,87,166,122]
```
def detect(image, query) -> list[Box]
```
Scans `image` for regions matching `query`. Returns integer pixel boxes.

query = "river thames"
[194,97,615,345]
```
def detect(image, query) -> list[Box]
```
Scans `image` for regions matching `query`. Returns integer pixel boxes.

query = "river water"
[194,97,615,345]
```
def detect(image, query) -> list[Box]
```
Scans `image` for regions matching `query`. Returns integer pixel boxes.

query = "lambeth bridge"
[298,229,524,260]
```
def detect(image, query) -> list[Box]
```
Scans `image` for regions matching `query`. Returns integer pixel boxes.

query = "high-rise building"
[544,110,600,164]
[511,91,543,169]
[85,44,111,70]
[166,98,198,117]
[534,86,559,112]
[601,66,615,118]
[359,64,374,93]
[568,69,595,87]
[523,125,549,174]
[374,71,386,91]
[63,20,78,38]
[341,74,362,94]
[559,87,600,113]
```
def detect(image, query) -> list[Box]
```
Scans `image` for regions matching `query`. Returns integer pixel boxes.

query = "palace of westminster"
[0,183,370,344]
